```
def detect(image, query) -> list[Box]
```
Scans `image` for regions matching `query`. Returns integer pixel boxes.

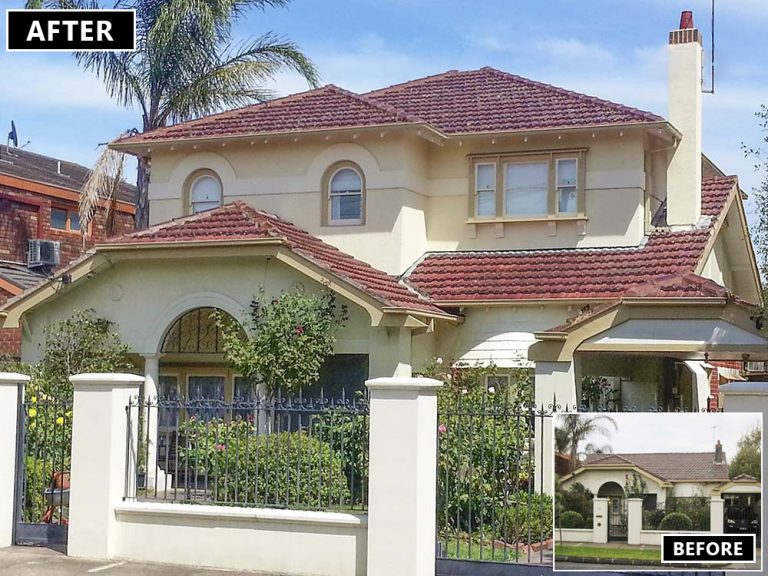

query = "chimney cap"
[679,10,694,30]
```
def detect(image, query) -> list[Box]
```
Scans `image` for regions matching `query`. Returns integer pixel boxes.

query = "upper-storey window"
[470,150,585,220]
[51,207,81,232]
[187,171,222,214]
[323,162,365,226]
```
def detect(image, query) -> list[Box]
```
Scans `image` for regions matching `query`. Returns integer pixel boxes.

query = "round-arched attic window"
[161,307,242,354]
[188,172,222,214]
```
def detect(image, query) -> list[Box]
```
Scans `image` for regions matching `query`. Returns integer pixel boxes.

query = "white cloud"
[0,52,127,111]
[531,38,615,65]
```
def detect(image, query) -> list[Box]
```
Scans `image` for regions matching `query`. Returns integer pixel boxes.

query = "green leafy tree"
[729,427,761,480]
[217,289,347,397]
[555,413,616,470]
[747,105,768,278]
[26,0,319,230]
[624,472,648,498]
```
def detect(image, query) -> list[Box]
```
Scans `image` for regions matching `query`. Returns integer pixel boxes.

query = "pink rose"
[295,325,305,335]
[216,444,226,452]
[438,424,447,434]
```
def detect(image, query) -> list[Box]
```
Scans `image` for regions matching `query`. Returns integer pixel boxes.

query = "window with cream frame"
[469,150,586,220]
[185,169,223,215]
[322,161,365,226]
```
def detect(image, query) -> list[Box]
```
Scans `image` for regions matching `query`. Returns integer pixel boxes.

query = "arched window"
[325,163,364,225]
[187,171,222,214]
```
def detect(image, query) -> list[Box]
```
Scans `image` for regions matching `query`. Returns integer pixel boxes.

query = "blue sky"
[559,412,762,463]
[0,0,766,209]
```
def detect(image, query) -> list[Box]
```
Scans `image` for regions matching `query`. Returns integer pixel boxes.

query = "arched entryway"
[598,481,628,541]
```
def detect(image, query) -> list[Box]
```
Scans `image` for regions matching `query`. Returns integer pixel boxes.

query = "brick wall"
[708,360,743,411]
[0,183,135,358]
[0,185,134,266]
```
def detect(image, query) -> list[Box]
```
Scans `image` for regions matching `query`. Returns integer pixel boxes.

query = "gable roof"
[404,176,737,303]
[101,202,446,316]
[580,451,729,482]
[0,144,136,204]
[114,67,664,146]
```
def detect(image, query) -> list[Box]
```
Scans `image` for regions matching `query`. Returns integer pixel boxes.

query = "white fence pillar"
[0,373,28,548]
[67,373,144,560]
[627,498,643,545]
[365,377,442,576]
[710,496,724,534]
[592,498,609,544]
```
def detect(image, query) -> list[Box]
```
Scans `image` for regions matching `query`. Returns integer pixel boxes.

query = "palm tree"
[26,0,319,230]
[556,413,616,469]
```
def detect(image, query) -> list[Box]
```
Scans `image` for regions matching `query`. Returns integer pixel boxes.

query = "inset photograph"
[554,412,762,572]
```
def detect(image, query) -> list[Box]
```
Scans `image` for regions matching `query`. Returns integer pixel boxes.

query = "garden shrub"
[498,492,553,543]
[558,510,584,528]
[559,482,593,520]
[22,456,53,523]
[660,511,694,531]
[583,515,593,529]
[178,418,350,509]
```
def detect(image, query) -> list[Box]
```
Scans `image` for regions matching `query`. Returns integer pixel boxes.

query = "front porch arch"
[597,481,624,498]
[147,292,247,355]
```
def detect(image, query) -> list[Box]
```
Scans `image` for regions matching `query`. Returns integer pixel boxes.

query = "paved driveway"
[0,546,282,576]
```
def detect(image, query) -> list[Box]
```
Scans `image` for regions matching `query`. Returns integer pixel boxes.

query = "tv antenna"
[703,0,716,94]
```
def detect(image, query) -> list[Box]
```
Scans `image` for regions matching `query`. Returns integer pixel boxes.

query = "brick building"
[0,144,135,357]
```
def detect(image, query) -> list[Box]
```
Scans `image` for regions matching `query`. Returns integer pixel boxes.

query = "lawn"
[555,544,661,562]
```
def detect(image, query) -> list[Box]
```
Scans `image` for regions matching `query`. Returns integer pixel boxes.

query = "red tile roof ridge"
[365,67,663,126]
[114,86,336,145]
[327,84,425,124]
[363,68,465,96]
[478,67,664,124]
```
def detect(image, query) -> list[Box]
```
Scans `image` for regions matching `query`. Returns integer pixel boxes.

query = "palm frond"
[79,142,127,241]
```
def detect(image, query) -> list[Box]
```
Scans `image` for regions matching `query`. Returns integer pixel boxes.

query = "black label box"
[6,9,135,52]
[662,534,756,564]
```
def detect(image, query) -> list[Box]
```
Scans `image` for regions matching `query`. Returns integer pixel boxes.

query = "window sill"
[465,215,587,224]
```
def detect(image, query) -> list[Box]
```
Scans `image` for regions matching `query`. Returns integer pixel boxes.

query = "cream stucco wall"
[20,255,374,365]
[146,130,652,276]
[560,468,667,504]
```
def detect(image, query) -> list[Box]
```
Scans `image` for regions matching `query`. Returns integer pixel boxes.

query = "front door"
[607,497,628,541]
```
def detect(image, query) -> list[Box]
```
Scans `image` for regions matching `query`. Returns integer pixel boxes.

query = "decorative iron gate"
[14,395,72,546]
[607,497,628,541]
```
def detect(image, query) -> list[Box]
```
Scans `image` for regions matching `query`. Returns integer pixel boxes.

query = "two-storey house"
[2,13,765,488]
[0,145,135,357]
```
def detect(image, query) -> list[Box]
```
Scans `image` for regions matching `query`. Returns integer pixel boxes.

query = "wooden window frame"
[321,161,366,226]
[468,148,587,222]
[50,205,86,234]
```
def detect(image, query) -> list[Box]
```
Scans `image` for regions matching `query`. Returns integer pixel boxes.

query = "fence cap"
[69,373,145,387]
[365,377,442,392]
[0,372,31,384]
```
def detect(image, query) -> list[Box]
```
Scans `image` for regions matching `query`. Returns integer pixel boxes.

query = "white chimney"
[666,10,703,229]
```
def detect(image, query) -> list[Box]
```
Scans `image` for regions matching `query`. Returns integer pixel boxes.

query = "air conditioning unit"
[28,239,61,269]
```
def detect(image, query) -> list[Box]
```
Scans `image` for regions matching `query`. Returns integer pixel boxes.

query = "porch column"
[141,354,165,486]
[368,327,412,378]
[627,498,643,545]
[365,376,442,576]
[68,373,144,560]
[0,373,28,548]
[534,361,575,494]
[592,498,609,544]
[710,496,724,534]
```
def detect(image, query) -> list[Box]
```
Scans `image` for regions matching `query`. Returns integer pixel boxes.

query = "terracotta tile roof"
[101,202,445,315]
[0,261,46,291]
[405,176,737,302]
[115,67,663,145]
[581,451,729,482]
[116,85,421,144]
[365,67,662,134]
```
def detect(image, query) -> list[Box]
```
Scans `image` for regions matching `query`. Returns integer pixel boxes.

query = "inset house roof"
[0,144,137,204]
[101,202,446,316]
[114,67,664,146]
[0,261,46,292]
[404,176,736,303]
[581,451,729,483]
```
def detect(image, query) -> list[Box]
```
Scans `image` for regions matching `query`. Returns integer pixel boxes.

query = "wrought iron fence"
[125,393,369,512]
[642,497,710,531]
[435,391,553,564]
[15,396,72,543]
